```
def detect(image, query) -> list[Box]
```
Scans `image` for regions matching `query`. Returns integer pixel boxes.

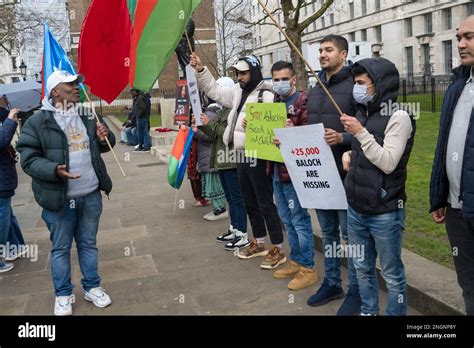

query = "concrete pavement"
[0,124,420,316]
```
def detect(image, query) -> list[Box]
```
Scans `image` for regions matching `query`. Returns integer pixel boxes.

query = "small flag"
[42,23,79,98]
[168,127,194,189]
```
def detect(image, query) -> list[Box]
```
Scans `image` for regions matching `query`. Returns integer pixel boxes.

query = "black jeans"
[236,159,283,245]
[446,206,474,315]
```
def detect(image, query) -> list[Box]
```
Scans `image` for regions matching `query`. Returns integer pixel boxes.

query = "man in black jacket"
[342,58,415,316]
[131,88,151,153]
[17,70,115,316]
[306,35,361,315]
[0,107,21,273]
[430,15,474,315]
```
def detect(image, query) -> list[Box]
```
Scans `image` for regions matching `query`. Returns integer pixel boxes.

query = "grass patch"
[117,114,162,128]
[405,112,454,269]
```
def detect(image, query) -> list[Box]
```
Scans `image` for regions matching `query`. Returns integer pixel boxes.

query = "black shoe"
[141,148,151,153]
[216,230,235,243]
[133,146,143,153]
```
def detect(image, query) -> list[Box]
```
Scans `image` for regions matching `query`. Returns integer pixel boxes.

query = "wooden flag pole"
[256,0,344,116]
[184,31,194,54]
[82,88,127,177]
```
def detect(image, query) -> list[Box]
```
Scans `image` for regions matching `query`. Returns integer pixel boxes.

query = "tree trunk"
[286,30,308,91]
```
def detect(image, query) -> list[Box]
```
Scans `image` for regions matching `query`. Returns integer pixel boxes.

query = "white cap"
[231,60,250,72]
[47,70,84,95]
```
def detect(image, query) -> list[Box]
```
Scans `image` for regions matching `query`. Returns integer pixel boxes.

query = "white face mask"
[353,84,375,106]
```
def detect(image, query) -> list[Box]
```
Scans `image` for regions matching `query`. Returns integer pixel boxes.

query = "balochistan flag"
[42,23,79,98]
[129,0,201,92]
[78,0,132,104]
[168,127,194,189]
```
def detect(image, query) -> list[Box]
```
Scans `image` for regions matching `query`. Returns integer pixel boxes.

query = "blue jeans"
[316,209,358,289]
[0,197,12,266]
[274,178,314,268]
[125,127,137,145]
[136,118,151,149]
[347,206,407,316]
[218,169,247,233]
[42,190,103,296]
[8,214,25,247]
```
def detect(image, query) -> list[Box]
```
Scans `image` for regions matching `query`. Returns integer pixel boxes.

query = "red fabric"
[267,91,309,182]
[78,0,132,104]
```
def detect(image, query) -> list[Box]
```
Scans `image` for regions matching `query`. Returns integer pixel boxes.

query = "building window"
[11,57,17,69]
[443,8,452,30]
[330,13,334,26]
[375,0,381,12]
[349,2,354,19]
[422,44,431,75]
[321,16,326,28]
[313,22,317,31]
[361,29,367,41]
[362,0,367,16]
[405,47,414,77]
[375,25,382,42]
[443,40,453,74]
[468,2,474,15]
[349,32,356,42]
[424,13,433,34]
[12,77,20,83]
[405,18,413,37]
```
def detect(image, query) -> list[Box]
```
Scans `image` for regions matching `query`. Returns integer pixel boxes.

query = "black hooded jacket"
[344,58,416,215]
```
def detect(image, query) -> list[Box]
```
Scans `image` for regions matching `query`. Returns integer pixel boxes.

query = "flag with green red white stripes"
[128,0,201,92]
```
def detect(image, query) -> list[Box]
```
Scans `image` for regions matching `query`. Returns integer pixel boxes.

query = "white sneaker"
[0,262,14,273]
[205,210,229,221]
[54,295,75,316]
[84,287,112,308]
[203,211,214,220]
[224,231,250,251]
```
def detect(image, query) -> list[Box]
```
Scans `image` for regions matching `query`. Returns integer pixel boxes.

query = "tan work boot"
[260,246,287,270]
[273,260,301,279]
[288,267,318,291]
[237,240,268,259]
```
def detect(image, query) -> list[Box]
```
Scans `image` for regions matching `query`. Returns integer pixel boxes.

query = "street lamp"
[19,60,27,81]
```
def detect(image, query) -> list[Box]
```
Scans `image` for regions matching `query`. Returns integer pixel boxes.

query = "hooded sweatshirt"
[41,98,99,198]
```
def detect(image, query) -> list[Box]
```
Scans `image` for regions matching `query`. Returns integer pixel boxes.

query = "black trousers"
[236,159,283,245]
[446,206,474,315]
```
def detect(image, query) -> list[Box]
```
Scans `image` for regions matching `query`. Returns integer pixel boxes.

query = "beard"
[238,81,247,89]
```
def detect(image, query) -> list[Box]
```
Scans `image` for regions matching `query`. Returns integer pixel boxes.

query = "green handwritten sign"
[245,103,286,163]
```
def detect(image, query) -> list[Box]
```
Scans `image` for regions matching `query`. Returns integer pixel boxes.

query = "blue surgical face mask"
[273,81,293,98]
[353,84,374,106]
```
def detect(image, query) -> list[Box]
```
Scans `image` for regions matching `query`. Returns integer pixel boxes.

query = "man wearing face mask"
[190,53,287,270]
[306,35,360,316]
[341,58,415,316]
[269,61,317,290]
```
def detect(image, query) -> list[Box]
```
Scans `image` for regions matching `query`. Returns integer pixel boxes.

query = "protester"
[270,61,317,290]
[191,53,286,270]
[198,77,248,245]
[17,70,115,316]
[192,100,228,221]
[305,35,361,315]
[0,107,22,273]
[430,15,474,316]
[131,88,151,153]
[122,107,137,146]
[341,57,415,316]
[187,134,209,208]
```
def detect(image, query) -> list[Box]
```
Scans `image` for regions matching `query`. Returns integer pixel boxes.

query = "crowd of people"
[0,16,472,317]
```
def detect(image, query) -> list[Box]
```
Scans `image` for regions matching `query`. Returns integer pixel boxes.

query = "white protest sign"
[274,124,348,210]
[186,64,202,126]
